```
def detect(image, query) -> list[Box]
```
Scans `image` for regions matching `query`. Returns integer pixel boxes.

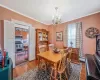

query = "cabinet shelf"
[36,29,49,59]
[39,40,48,42]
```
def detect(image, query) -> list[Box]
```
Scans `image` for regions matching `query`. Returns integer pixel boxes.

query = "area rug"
[14,63,82,80]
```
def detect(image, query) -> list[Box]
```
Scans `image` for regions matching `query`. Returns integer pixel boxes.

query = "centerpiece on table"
[53,47,60,53]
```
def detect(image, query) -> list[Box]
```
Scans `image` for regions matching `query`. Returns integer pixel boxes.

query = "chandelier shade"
[52,7,61,25]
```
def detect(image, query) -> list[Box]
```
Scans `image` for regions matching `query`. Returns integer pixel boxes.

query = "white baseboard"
[79,57,85,62]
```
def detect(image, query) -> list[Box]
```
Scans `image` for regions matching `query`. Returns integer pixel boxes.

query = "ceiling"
[0,0,100,25]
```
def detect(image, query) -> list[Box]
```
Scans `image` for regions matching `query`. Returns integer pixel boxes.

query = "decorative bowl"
[53,48,60,53]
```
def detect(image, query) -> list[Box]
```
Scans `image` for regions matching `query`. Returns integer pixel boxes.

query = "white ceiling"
[0,0,100,25]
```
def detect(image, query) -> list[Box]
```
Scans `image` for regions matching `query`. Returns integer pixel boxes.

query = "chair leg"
[50,69,53,80]
[67,61,70,76]
[39,60,47,70]
[37,57,40,69]
[65,71,68,80]
[69,61,72,75]
[39,62,42,69]
[42,63,46,70]
[60,74,62,80]
[45,62,48,70]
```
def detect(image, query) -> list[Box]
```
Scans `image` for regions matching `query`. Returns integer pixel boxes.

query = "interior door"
[29,26,35,61]
[4,20,15,68]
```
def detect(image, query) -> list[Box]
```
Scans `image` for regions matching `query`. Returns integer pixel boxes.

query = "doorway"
[15,27,29,65]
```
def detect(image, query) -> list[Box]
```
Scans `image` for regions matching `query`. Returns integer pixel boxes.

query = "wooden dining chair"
[67,47,73,61]
[66,47,73,76]
[63,46,68,49]
[39,45,47,53]
[71,48,79,63]
[49,44,54,51]
[38,45,47,70]
[50,50,68,80]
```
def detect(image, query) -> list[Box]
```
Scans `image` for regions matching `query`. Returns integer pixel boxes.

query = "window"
[68,23,76,48]
[64,22,83,57]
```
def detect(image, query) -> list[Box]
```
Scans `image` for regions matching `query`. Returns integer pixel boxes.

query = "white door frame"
[4,20,16,68]
[12,19,36,65]
[12,19,30,29]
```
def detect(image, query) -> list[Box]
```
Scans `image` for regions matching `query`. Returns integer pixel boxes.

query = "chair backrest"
[72,48,79,54]
[39,45,46,53]
[49,44,54,51]
[67,47,73,61]
[71,48,79,61]
[63,46,67,49]
[57,50,67,71]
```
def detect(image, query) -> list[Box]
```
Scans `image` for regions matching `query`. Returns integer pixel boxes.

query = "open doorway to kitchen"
[15,27,29,65]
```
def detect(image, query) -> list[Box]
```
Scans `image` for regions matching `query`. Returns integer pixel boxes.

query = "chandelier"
[52,7,61,25]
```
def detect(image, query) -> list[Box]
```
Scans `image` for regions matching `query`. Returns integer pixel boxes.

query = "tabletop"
[37,50,68,63]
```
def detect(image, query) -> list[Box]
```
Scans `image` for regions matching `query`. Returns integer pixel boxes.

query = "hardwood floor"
[80,63,86,80]
[13,60,38,78]
[13,60,86,80]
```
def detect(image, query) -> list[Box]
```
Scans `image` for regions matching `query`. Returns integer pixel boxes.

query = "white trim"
[55,11,100,25]
[0,4,100,25]
[12,19,30,29]
[29,26,36,61]
[12,19,36,29]
[4,20,16,68]
[51,11,100,25]
[12,19,31,26]
[0,4,48,25]
[52,11,100,25]
[60,11,100,24]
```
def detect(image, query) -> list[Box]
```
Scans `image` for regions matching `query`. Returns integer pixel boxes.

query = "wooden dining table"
[37,50,68,80]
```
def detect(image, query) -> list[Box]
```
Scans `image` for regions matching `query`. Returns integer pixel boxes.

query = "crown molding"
[61,11,100,24]
[49,11,100,25]
[0,4,48,25]
[50,11,100,25]
[0,4,100,25]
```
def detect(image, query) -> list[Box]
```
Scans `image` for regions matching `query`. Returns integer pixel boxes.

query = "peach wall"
[48,13,100,55]
[0,20,4,50]
[0,6,100,55]
[0,6,48,30]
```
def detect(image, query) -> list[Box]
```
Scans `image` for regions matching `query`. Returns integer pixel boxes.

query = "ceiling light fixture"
[52,7,61,25]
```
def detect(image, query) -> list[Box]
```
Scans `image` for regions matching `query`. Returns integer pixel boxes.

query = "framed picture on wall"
[56,31,63,41]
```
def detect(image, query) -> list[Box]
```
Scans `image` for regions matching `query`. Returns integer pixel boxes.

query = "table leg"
[45,61,48,70]
[54,63,57,80]
[37,56,40,70]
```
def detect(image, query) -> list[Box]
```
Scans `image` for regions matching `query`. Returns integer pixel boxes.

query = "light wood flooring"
[13,60,86,80]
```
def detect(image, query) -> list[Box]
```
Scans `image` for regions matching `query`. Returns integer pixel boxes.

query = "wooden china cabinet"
[36,29,49,58]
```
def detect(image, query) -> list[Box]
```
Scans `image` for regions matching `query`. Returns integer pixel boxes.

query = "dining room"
[34,25,84,80]
[0,0,100,80]
[13,24,86,80]
[13,11,100,80]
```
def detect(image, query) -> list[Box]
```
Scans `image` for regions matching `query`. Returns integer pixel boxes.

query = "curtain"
[76,22,83,57]
[64,26,68,47]
[64,22,83,57]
